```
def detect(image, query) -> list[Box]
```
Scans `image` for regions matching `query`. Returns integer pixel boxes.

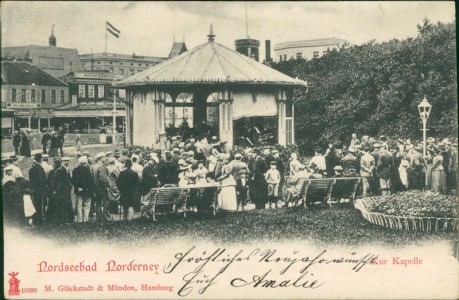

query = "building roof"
[1,61,68,87]
[274,38,348,51]
[79,52,166,64]
[114,39,307,88]
[2,45,84,78]
[168,42,188,58]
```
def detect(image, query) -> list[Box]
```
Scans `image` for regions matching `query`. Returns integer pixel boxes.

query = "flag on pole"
[106,21,121,38]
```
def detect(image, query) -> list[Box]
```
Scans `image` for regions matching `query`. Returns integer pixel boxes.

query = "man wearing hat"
[41,154,53,177]
[93,153,111,222]
[41,128,50,155]
[360,147,375,196]
[285,163,309,206]
[29,153,47,225]
[107,157,121,214]
[53,157,74,223]
[230,153,249,181]
[12,130,21,155]
[376,144,393,196]
[72,156,93,223]
[341,147,359,176]
[140,154,160,218]
[448,143,457,194]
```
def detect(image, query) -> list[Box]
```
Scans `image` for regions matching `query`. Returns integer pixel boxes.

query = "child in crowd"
[236,170,250,211]
[265,161,281,208]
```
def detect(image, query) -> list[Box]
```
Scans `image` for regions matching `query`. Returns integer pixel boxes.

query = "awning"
[233,92,277,120]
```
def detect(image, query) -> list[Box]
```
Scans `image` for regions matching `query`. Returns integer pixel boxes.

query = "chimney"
[265,40,271,63]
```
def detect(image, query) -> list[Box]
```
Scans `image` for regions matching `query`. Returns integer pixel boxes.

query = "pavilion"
[113,25,307,148]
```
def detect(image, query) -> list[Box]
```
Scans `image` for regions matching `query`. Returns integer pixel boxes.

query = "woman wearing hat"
[75,130,82,152]
[19,130,32,157]
[430,148,447,194]
[217,155,237,211]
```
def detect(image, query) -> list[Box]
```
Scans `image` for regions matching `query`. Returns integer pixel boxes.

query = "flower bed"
[355,191,458,232]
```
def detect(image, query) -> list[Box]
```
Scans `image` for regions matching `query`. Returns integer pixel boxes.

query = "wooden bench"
[330,177,361,205]
[188,185,220,216]
[287,177,362,208]
[149,187,188,221]
[302,179,335,208]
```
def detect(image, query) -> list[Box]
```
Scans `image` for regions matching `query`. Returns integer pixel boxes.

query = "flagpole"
[105,21,107,54]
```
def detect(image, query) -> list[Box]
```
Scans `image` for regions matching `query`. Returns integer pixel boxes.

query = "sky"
[1,1,455,59]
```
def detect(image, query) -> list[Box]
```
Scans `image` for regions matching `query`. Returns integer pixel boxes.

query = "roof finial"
[208,23,215,41]
[49,24,56,47]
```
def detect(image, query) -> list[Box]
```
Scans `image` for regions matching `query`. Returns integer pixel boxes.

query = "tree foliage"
[272,20,457,154]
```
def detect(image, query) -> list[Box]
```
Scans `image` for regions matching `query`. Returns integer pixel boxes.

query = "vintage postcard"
[2,1,458,299]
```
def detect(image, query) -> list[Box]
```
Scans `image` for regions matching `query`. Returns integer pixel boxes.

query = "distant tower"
[234,3,259,61]
[49,24,56,47]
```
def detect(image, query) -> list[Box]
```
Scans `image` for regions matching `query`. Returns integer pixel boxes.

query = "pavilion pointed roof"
[113,38,306,88]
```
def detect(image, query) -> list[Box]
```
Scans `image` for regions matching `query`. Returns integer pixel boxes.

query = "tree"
[271,20,457,154]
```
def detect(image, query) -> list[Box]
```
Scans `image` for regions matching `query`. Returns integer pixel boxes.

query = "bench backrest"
[331,178,360,198]
[151,188,185,205]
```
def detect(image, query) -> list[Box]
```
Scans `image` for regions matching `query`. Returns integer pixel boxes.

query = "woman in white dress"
[217,156,238,211]
[398,154,409,189]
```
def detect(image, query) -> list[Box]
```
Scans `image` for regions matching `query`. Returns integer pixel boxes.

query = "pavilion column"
[133,91,155,147]
[277,89,288,146]
[152,90,166,149]
[125,91,132,146]
[218,89,234,147]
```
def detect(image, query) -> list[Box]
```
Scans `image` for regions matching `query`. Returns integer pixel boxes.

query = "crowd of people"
[12,128,66,158]
[2,132,457,227]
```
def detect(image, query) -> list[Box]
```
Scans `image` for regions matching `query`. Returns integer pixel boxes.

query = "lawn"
[27,204,458,251]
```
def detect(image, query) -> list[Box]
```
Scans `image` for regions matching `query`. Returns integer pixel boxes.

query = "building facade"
[79,52,167,78]
[274,38,347,61]
[58,70,126,133]
[1,60,69,132]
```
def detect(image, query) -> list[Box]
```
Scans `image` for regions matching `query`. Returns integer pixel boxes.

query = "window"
[98,85,105,98]
[68,62,73,70]
[120,63,124,65]
[31,90,36,102]
[21,89,26,102]
[119,68,124,75]
[60,90,65,103]
[88,85,94,98]
[51,90,56,103]
[41,90,46,103]
[313,51,320,59]
[138,64,141,66]
[79,85,85,98]
[283,54,287,61]
[130,69,134,76]
[11,89,16,102]
[98,62,101,64]
[279,55,282,61]
[296,52,302,59]
[109,62,112,64]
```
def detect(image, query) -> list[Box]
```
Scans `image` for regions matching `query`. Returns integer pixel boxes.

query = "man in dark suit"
[376,145,393,196]
[341,147,359,176]
[53,157,73,224]
[29,153,47,225]
[12,131,21,155]
[93,153,111,222]
[41,129,50,154]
